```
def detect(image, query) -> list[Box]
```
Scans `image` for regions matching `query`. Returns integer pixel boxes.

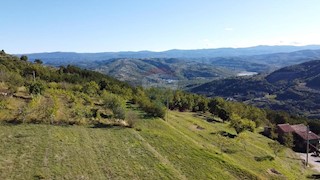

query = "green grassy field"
[0,111,313,179]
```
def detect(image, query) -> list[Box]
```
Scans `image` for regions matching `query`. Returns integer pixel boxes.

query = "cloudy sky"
[1,0,320,53]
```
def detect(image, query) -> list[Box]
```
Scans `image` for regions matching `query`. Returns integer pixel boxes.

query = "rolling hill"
[24,45,320,63]
[190,60,320,118]
[81,58,236,86]
[0,50,318,179]
[0,111,313,179]
[23,46,320,87]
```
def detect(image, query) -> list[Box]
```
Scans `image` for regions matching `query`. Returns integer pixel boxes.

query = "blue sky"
[1,0,320,53]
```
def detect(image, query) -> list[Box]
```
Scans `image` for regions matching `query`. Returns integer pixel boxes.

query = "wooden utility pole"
[166,96,169,121]
[33,71,36,82]
[306,125,310,167]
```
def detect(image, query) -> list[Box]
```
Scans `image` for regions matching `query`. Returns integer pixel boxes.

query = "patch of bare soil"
[190,124,205,131]
[267,168,283,176]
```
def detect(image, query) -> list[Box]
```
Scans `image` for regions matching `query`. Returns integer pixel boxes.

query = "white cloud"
[224,27,233,31]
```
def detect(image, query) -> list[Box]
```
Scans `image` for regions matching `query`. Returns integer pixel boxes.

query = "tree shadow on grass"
[211,130,237,138]
[254,155,274,162]
[90,122,125,129]
[2,119,23,125]
[307,174,320,179]
[206,117,223,123]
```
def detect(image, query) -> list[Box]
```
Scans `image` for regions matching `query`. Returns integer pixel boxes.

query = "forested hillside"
[0,51,233,125]
[190,60,320,119]
[85,58,235,86]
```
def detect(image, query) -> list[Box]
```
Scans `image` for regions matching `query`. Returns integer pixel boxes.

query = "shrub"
[282,132,294,148]
[113,106,126,119]
[126,111,138,128]
[82,81,99,96]
[254,155,274,162]
[28,81,45,95]
[20,55,28,61]
[102,92,126,119]
[229,114,256,134]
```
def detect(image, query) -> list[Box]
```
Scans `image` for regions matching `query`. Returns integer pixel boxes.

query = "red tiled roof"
[295,130,320,141]
[278,123,320,141]
[291,124,307,132]
[277,124,295,133]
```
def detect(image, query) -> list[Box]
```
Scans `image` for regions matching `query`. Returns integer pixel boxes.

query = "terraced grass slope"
[0,111,312,179]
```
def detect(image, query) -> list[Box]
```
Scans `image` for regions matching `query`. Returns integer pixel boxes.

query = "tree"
[0,50,5,55]
[268,141,284,157]
[82,81,99,95]
[102,92,126,119]
[282,132,294,148]
[34,59,43,64]
[229,114,255,134]
[28,81,45,95]
[126,111,138,128]
[197,97,208,113]
[209,98,230,122]
[99,79,108,90]
[20,55,28,61]
[113,106,126,119]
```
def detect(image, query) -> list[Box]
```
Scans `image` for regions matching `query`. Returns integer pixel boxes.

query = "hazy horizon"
[1,0,320,54]
[10,44,320,55]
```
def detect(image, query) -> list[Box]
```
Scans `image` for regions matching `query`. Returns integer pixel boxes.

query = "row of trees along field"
[0,50,319,133]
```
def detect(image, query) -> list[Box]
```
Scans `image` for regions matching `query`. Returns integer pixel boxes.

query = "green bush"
[82,81,99,96]
[102,92,126,119]
[28,81,45,95]
[229,114,256,134]
[126,111,138,128]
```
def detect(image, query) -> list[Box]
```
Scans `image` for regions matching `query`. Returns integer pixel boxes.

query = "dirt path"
[297,153,320,172]
[132,130,187,180]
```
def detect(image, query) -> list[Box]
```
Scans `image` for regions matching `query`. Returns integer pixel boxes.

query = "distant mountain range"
[190,60,320,118]
[21,45,320,86]
[207,49,320,68]
[24,45,320,63]
[14,45,320,118]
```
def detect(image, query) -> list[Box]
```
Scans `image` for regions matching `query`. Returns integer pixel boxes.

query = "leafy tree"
[0,50,5,55]
[28,81,45,95]
[209,98,230,122]
[20,55,28,61]
[197,97,208,113]
[266,110,289,124]
[269,124,279,140]
[102,92,126,119]
[282,132,294,148]
[34,59,43,64]
[229,114,255,134]
[82,81,99,95]
[99,79,108,90]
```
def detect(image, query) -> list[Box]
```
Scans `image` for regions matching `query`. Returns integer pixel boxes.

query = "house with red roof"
[276,123,320,152]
